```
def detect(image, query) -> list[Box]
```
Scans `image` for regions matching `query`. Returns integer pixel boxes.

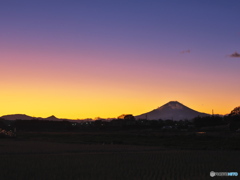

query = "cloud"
[180,49,190,54]
[229,52,240,58]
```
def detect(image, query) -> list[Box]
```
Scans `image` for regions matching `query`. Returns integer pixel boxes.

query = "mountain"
[0,114,64,121]
[1,114,36,120]
[0,114,87,122]
[135,101,209,121]
[45,115,60,121]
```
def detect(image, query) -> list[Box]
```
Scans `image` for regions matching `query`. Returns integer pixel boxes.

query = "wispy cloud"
[180,49,190,54]
[229,52,240,58]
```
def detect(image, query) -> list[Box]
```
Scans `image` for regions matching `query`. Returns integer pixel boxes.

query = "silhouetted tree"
[230,106,240,116]
[228,106,240,131]
[193,115,225,128]
[118,114,135,120]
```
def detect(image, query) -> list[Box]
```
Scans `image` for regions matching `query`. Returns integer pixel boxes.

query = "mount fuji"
[135,101,209,121]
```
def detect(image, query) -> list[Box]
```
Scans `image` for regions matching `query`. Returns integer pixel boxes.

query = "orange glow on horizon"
[1,44,239,119]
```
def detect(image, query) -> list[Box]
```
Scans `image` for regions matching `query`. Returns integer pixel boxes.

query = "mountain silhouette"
[135,101,209,121]
[45,115,59,121]
[1,102,209,121]
[0,114,62,121]
[0,114,35,120]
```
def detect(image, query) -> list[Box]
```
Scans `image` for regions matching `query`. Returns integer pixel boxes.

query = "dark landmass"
[0,104,239,179]
[1,131,240,180]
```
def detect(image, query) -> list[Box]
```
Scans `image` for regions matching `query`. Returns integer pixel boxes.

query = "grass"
[1,131,240,180]
[1,150,240,180]
[14,131,240,150]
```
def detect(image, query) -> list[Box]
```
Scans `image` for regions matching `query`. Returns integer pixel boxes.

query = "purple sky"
[1,0,240,118]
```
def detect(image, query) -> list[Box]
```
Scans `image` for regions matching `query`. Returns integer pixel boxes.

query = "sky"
[1,0,240,119]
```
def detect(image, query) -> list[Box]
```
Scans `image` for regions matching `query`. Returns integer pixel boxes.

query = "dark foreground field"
[1,131,240,180]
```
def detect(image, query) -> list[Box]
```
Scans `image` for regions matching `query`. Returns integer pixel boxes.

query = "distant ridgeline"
[0,103,240,132]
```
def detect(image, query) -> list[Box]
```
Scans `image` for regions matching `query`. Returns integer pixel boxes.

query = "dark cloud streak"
[230,52,240,58]
[180,50,190,54]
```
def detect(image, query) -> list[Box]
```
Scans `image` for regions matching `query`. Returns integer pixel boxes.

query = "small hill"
[1,114,35,120]
[45,115,60,121]
[0,114,62,121]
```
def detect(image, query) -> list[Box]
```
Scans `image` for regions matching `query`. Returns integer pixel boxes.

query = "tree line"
[0,106,239,132]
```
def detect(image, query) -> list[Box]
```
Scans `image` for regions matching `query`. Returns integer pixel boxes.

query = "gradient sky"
[1,0,240,119]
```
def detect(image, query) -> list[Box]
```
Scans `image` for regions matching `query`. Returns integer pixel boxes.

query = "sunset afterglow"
[1,1,239,119]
